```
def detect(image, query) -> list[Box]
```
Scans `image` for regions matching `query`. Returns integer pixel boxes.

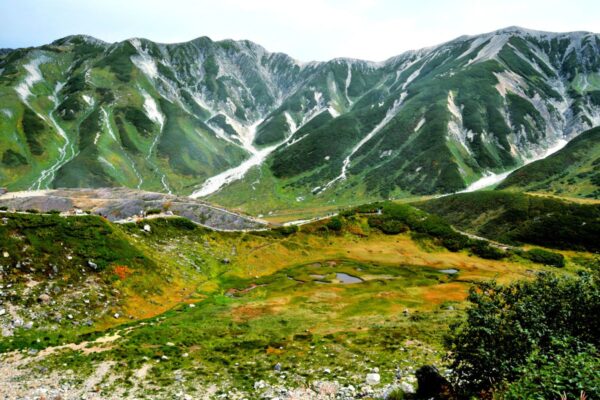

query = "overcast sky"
[0,0,598,61]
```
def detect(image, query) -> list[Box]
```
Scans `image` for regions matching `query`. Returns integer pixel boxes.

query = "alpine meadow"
[0,4,599,398]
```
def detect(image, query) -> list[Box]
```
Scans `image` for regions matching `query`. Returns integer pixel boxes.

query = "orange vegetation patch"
[421,282,469,305]
[231,304,273,322]
[113,265,133,280]
[266,346,284,355]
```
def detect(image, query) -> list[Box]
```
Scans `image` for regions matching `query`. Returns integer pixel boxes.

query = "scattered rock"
[2,251,8,258]
[399,381,416,394]
[366,372,381,385]
[38,293,51,304]
[254,380,267,390]
[274,362,282,372]
[143,224,151,233]
[113,313,120,319]
[87,260,98,270]
[0,308,5,316]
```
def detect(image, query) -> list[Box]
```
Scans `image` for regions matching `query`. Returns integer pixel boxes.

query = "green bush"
[326,217,343,232]
[447,273,600,396]
[380,219,408,234]
[273,225,298,236]
[470,240,507,260]
[417,191,600,252]
[22,107,46,155]
[500,342,600,400]
[525,248,565,268]
[2,149,28,167]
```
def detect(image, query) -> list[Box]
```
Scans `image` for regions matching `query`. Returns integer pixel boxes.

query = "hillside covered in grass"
[1,198,598,398]
[416,191,600,252]
[498,126,600,198]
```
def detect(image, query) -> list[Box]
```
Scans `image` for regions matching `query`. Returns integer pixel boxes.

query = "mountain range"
[1,26,599,212]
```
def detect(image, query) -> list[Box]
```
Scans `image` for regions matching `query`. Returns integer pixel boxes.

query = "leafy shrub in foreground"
[500,342,600,400]
[447,272,600,397]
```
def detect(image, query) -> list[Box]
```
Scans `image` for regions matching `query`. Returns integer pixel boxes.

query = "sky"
[0,0,598,61]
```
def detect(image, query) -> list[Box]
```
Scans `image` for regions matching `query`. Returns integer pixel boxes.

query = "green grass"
[416,191,600,252]
[1,205,595,396]
[499,126,600,199]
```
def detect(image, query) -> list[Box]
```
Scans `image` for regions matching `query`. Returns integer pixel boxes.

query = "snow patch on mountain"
[320,92,408,193]
[494,71,528,97]
[15,55,48,103]
[82,95,94,106]
[130,39,159,80]
[190,144,276,198]
[414,117,426,132]
[140,90,165,129]
[458,36,489,59]
[446,91,473,154]
[345,62,353,105]
[462,137,568,192]
[284,112,297,134]
[402,66,423,90]
[98,156,116,171]
[467,34,509,65]
[30,82,76,190]
[101,108,117,141]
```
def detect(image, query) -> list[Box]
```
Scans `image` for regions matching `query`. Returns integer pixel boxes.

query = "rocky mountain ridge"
[1,26,599,210]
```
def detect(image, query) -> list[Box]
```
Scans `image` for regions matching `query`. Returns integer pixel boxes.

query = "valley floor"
[0,221,577,398]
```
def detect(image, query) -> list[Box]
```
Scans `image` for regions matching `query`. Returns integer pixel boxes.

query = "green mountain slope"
[498,126,600,198]
[1,27,600,209]
[416,191,600,251]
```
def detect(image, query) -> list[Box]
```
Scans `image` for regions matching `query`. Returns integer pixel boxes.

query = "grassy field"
[0,203,595,397]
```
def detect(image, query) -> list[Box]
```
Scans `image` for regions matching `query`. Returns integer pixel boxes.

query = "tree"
[446,272,600,397]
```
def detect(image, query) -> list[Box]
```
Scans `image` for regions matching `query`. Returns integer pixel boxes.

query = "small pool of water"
[439,269,459,275]
[336,273,363,284]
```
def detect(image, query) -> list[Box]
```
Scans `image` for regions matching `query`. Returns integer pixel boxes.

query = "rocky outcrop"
[0,188,266,231]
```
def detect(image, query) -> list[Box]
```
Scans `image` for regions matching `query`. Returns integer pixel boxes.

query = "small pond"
[439,268,459,275]
[336,273,363,284]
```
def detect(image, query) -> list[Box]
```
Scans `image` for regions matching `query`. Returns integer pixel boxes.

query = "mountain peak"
[52,34,108,47]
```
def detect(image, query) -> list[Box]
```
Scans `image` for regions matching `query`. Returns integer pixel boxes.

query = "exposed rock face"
[0,188,266,231]
[2,27,600,203]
